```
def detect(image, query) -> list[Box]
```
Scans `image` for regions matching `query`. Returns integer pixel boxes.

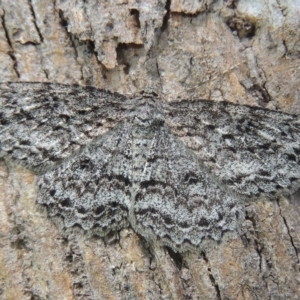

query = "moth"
[1,82,300,252]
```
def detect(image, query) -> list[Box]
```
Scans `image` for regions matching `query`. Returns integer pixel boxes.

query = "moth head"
[131,94,165,127]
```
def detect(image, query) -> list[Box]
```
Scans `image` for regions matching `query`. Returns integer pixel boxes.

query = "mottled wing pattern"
[131,125,244,252]
[0,82,130,172]
[37,122,132,235]
[164,100,300,199]
[2,81,300,251]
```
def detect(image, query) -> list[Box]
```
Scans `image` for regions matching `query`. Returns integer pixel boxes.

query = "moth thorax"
[133,106,164,128]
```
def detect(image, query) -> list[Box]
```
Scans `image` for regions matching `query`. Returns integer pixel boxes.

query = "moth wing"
[37,122,133,234]
[164,100,300,199]
[0,82,130,172]
[132,126,243,252]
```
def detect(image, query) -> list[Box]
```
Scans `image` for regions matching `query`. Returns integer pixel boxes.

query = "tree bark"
[0,0,300,299]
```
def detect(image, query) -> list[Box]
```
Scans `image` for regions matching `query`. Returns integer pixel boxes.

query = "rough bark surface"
[0,0,300,299]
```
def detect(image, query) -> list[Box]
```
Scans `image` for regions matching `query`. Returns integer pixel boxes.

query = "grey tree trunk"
[0,0,300,299]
